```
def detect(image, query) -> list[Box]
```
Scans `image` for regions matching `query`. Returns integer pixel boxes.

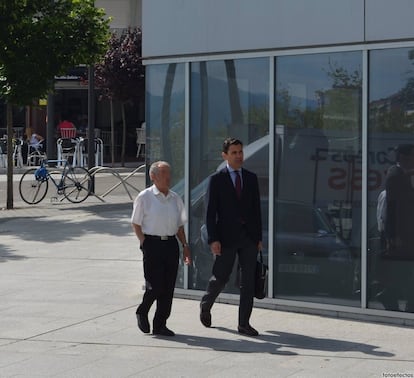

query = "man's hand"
[183,245,192,265]
[257,241,263,252]
[210,241,221,256]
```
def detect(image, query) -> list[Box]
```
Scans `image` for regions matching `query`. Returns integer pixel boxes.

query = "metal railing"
[89,164,146,201]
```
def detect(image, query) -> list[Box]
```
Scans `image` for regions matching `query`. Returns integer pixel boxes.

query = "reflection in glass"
[146,63,185,287]
[189,58,269,291]
[275,52,362,305]
[146,64,185,187]
[368,48,414,313]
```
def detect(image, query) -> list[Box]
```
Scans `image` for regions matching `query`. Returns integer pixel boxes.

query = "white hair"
[149,161,170,177]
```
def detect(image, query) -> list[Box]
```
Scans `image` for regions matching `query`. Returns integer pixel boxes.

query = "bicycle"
[19,159,92,205]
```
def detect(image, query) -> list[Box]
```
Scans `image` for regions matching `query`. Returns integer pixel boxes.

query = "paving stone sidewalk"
[1,190,414,377]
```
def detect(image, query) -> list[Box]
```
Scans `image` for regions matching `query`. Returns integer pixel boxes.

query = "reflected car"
[271,200,359,298]
[191,199,359,298]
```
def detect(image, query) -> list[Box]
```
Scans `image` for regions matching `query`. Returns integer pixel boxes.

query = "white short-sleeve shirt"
[131,185,187,236]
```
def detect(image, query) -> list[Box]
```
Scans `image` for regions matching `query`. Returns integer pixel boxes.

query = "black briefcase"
[255,250,268,299]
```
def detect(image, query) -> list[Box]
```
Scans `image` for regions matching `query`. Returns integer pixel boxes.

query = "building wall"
[142,0,414,59]
[142,1,414,322]
[365,0,414,41]
[96,0,142,29]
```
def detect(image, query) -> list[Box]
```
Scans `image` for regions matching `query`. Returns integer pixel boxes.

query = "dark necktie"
[235,170,242,199]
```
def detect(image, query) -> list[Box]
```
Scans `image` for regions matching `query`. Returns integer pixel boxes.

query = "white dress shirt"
[131,185,187,236]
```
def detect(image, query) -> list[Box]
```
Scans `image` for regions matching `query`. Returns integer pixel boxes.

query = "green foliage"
[94,27,144,102]
[276,63,362,131]
[247,105,269,132]
[0,0,110,105]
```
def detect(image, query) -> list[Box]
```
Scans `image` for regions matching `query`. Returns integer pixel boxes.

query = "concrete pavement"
[1,173,414,377]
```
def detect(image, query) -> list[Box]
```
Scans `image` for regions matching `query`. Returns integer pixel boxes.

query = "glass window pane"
[275,52,362,306]
[146,63,185,287]
[368,48,414,313]
[146,63,185,187]
[189,58,269,291]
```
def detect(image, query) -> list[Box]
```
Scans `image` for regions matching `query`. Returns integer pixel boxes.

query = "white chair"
[27,150,47,166]
[57,137,80,166]
[13,139,24,168]
[0,139,7,168]
[136,126,146,158]
[79,138,103,167]
[27,141,47,166]
[0,139,23,168]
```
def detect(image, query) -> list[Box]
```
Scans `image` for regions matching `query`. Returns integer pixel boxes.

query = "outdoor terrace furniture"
[57,137,80,167]
[27,142,47,166]
[136,125,145,158]
[78,138,104,167]
[13,139,24,168]
[0,138,6,168]
[60,128,77,139]
[0,138,24,168]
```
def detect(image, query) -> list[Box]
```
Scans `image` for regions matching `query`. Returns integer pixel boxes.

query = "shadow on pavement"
[0,202,133,245]
[58,202,133,219]
[205,327,394,357]
[0,244,26,263]
[2,218,131,243]
[167,332,297,355]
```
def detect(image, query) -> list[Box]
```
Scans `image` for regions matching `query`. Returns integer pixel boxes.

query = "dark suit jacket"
[206,167,262,247]
[385,164,414,258]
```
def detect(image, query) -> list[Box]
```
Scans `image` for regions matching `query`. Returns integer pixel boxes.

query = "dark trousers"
[137,237,179,330]
[377,258,414,312]
[200,229,257,326]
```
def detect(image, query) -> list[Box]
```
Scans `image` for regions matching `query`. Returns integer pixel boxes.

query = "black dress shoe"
[153,326,175,337]
[136,312,150,334]
[200,310,211,328]
[238,324,259,336]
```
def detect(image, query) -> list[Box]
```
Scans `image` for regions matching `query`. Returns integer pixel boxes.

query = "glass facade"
[367,48,414,313]
[189,58,269,291]
[145,63,185,287]
[274,52,362,306]
[146,63,185,184]
[145,45,414,315]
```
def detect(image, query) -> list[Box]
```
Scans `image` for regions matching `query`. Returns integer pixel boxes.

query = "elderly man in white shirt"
[131,161,191,336]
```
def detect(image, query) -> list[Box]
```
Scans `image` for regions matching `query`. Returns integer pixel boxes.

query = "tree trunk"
[121,102,126,167]
[6,103,14,209]
[110,99,115,167]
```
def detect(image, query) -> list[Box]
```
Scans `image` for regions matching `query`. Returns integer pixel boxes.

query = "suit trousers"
[201,228,257,326]
[137,237,179,330]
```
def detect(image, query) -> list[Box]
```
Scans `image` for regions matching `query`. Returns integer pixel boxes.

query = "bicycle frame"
[41,159,70,192]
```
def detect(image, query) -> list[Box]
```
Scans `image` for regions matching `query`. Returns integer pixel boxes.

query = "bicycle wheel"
[62,166,92,203]
[19,168,48,204]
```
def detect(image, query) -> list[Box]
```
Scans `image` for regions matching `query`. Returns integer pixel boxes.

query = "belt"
[144,234,176,241]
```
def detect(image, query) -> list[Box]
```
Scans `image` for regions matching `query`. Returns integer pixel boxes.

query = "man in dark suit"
[200,138,262,336]
[378,144,414,312]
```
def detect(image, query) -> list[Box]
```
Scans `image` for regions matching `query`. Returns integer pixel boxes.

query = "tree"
[94,27,145,166]
[0,0,110,209]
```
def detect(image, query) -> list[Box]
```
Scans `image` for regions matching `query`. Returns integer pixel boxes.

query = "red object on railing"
[60,128,77,139]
